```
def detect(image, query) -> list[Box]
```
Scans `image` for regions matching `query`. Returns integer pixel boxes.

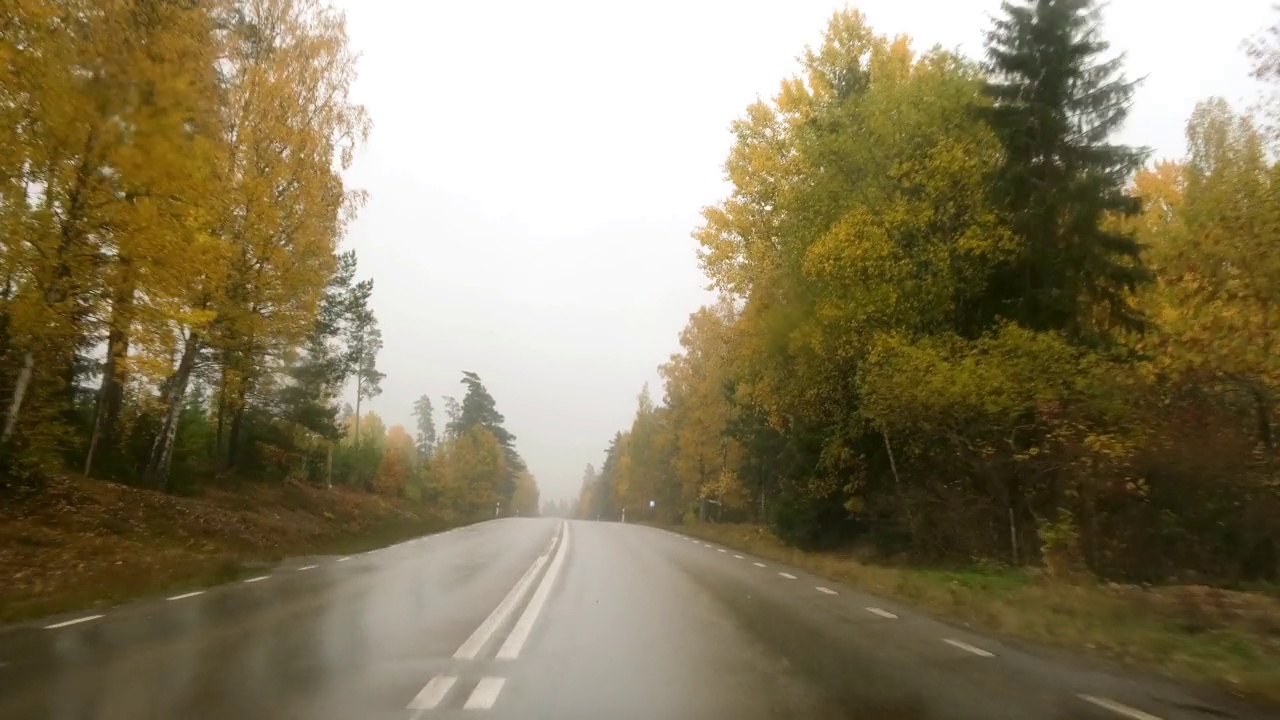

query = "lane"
[0,518,558,720]
[493,522,1275,720]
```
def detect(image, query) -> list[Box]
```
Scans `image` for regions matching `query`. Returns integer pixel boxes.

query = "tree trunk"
[215,365,227,459]
[326,440,334,488]
[84,281,135,477]
[144,331,200,491]
[2,350,34,444]
[227,388,246,469]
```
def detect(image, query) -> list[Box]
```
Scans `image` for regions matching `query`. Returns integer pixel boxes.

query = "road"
[0,518,1272,720]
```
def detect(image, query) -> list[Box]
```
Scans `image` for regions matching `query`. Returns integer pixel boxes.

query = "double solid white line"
[410,522,571,713]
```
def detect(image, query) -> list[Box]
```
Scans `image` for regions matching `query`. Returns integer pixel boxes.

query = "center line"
[1078,695,1163,720]
[753,562,766,567]
[815,586,837,595]
[463,677,506,710]
[167,591,205,601]
[407,675,456,710]
[866,607,898,619]
[454,524,562,660]
[297,565,318,571]
[778,572,797,579]
[243,576,269,584]
[497,523,572,659]
[942,638,994,657]
[44,615,103,629]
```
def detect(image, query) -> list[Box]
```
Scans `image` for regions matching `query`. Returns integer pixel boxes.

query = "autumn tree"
[412,394,437,460]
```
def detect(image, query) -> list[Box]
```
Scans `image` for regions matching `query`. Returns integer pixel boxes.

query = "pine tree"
[980,0,1150,339]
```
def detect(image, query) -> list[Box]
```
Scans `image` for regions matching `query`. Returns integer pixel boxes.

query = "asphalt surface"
[1,518,1275,720]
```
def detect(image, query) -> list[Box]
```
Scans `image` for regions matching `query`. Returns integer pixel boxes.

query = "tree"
[980,0,1150,339]
[447,371,522,499]
[412,394,437,460]
[345,300,384,452]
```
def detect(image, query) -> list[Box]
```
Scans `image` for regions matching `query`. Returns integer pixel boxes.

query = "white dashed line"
[866,607,898,619]
[942,638,994,657]
[815,586,837,595]
[454,524,561,660]
[733,555,744,559]
[1078,695,1163,720]
[717,548,727,553]
[243,576,269,584]
[753,562,766,568]
[297,565,318,571]
[166,591,205,601]
[463,677,506,710]
[497,524,572,660]
[337,556,350,562]
[778,572,797,579]
[43,615,103,629]
[407,675,456,710]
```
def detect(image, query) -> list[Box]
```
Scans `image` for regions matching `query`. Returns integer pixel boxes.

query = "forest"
[0,0,538,522]
[580,1,1280,585]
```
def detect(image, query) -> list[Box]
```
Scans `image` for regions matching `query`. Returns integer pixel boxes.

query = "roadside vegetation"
[578,0,1280,702]
[0,0,539,620]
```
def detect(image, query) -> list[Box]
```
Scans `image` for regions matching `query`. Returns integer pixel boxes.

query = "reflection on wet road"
[0,519,1270,720]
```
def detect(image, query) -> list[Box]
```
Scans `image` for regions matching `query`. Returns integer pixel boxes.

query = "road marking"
[753,562,766,568]
[463,677,506,710]
[497,523,572,659]
[454,524,561,660]
[243,576,269,584]
[733,555,744,559]
[942,638,994,657]
[297,565,318,571]
[1079,695,1163,720]
[717,548,727,553]
[815,586,837,595]
[406,675,456,710]
[337,556,350,562]
[866,607,898,619]
[44,615,104,629]
[778,572,797,579]
[166,591,205,601]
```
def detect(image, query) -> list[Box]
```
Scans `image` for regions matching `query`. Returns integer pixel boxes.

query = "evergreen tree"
[980,0,1150,339]
[412,394,437,459]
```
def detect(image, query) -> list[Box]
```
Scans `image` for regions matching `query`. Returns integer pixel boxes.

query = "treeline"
[0,0,538,522]
[581,1,1280,585]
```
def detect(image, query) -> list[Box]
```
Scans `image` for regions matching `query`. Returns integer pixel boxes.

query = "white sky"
[336,0,1272,503]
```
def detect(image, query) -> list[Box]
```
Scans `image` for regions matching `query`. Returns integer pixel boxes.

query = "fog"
[334,0,1270,502]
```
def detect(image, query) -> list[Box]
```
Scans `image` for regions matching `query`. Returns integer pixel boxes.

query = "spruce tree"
[981,0,1151,339]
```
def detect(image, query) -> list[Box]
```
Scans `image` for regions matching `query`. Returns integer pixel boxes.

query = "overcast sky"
[334,0,1272,503]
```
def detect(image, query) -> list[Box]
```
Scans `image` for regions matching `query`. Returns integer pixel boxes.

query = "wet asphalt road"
[0,518,1274,720]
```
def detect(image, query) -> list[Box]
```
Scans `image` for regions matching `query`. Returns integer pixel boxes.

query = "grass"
[672,522,1280,705]
[0,474,458,624]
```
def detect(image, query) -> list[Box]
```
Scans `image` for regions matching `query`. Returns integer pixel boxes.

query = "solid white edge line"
[406,675,456,710]
[815,586,837,595]
[866,607,898,619]
[942,638,994,657]
[43,614,104,629]
[243,576,269,584]
[166,591,205,601]
[496,523,572,660]
[753,562,766,567]
[778,572,797,579]
[463,677,506,710]
[453,523,561,660]
[1078,695,1163,720]
[297,565,318,571]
